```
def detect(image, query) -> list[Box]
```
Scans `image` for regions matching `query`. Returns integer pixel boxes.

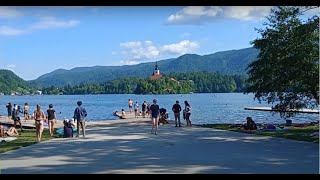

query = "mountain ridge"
[29,47,259,88]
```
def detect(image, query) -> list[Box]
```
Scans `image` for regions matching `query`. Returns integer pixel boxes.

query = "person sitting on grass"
[240,117,257,131]
[6,127,19,136]
[1,124,19,137]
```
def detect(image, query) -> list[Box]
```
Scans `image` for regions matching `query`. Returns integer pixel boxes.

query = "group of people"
[172,100,192,127]
[128,99,150,118]
[128,99,192,135]
[2,101,88,142]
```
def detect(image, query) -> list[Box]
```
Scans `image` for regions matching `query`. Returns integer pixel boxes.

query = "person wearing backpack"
[73,101,87,138]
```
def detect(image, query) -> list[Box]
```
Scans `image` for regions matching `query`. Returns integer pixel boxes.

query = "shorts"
[151,114,159,119]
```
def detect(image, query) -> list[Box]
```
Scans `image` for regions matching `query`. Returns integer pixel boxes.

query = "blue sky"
[0,6,317,80]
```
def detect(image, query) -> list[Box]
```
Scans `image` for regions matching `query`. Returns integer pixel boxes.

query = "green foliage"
[0,69,35,95]
[30,47,259,88]
[41,72,247,95]
[0,129,54,154]
[200,123,319,143]
[246,6,319,118]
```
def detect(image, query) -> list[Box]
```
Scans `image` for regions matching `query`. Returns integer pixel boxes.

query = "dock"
[244,107,319,114]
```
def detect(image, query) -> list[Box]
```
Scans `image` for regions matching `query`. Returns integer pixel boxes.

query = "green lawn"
[0,129,55,154]
[199,124,319,143]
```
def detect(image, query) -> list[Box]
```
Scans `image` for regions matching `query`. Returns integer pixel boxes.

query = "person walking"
[150,99,160,135]
[33,104,46,142]
[73,101,87,138]
[46,104,56,137]
[172,100,182,127]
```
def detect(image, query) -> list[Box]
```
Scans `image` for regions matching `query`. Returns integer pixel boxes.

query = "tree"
[246,6,319,117]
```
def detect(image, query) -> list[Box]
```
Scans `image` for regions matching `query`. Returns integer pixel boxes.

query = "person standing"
[172,100,182,127]
[141,101,147,118]
[128,99,133,113]
[33,104,46,142]
[150,99,160,135]
[73,101,87,138]
[134,101,139,118]
[6,102,12,119]
[46,104,56,137]
[13,105,23,132]
[184,101,192,126]
[24,102,29,121]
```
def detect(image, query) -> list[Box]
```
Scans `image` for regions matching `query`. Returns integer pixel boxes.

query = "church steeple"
[154,61,160,75]
[155,61,159,70]
[150,60,162,80]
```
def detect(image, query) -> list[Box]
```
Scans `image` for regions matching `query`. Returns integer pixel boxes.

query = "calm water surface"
[0,93,318,124]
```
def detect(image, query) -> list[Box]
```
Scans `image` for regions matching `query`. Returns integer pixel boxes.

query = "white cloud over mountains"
[119,40,199,65]
[0,16,80,36]
[167,6,272,25]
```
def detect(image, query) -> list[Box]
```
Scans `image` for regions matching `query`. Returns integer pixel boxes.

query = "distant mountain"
[0,69,33,95]
[29,47,259,88]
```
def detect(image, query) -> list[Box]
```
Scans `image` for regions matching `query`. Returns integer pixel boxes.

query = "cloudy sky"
[0,6,317,80]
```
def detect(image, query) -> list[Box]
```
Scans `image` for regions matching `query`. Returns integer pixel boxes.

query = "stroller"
[159,108,169,125]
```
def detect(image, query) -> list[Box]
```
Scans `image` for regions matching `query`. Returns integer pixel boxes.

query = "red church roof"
[149,74,163,80]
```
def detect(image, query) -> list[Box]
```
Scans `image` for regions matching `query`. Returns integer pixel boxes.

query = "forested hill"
[0,69,33,95]
[29,47,259,88]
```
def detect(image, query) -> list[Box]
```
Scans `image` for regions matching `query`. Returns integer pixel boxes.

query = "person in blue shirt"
[73,101,87,138]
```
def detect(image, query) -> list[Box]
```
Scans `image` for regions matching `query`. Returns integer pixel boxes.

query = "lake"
[0,93,318,124]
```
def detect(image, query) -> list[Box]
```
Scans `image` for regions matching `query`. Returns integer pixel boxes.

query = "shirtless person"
[128,99,133,113]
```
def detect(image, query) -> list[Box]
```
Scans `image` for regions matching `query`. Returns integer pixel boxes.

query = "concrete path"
[0,121,319,174]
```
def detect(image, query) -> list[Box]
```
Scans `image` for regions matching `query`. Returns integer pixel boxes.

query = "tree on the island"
[246,6,319,117]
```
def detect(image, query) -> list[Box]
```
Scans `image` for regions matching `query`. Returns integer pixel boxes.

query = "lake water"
[0,93,318,124]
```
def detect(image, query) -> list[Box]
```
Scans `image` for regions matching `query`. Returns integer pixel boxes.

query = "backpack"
[75,106,87,120]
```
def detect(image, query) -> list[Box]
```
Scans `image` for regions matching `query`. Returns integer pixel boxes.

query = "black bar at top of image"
[0,0,319,6]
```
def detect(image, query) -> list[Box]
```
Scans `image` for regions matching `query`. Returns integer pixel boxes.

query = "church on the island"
[149,61,163,80]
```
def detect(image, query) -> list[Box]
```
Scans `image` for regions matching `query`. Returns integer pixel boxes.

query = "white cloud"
[0,16,80,36]
[119,40,199,64]
[161,40,199,55]
[120,60,139,65]
[167,6,272,25]
[6,64,16,68]
[30,16,80,30]
[0,7,21,19]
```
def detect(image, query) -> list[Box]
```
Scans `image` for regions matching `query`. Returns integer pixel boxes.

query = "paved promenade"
[0,118,318,174]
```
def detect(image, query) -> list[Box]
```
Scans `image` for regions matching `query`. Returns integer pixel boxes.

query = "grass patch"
[199,124,319,143]
[0,129,55,154]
